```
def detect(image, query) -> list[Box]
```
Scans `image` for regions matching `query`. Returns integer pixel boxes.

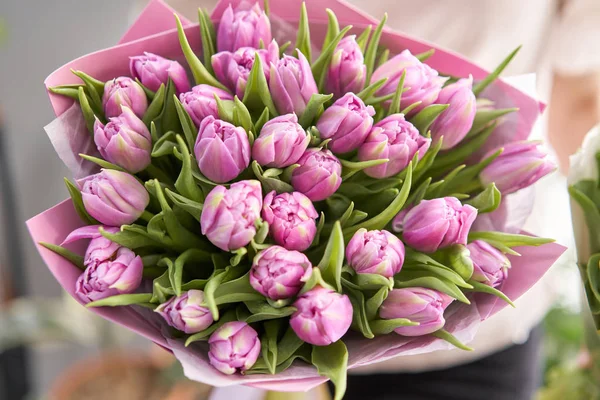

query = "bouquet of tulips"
[28,0,566,398]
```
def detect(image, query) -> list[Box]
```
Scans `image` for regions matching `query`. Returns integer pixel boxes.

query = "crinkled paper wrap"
[31,0,566,393]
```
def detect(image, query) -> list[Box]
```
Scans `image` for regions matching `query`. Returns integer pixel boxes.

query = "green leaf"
[466,183,501,213]
[203,269,228,320]
[439,244,474,281]
[254,107,270,134]
[232,96,254,133]
[86,293,153,308]
[243,51,278,115]
[356,78,388,103]
[402,262,472,289]
[431,122,497,172]
[376,48,390,69]
[174,135,205,202]
[171,249,212,296]
[72,70,104,112]
[151,269,175,304]
[261,320,282,374]
[424,165,465,199]
[276,327,305,365]
[173,96,197,151]
[569,183,600,254]
[364,13,387,84]
[213,272,264,306]
[299,94,333,128]
[198,9,216,75]
[78,154,126,172]
[301,267,335,294]
[340,158,389,180]
[244,301,296,323]
[415,49,435,62]
[312,26,354,89]
[356,25,372,53]
[387,70,406,116]
[99,225,162,250]
[365,286,389,321]
[151,131,177,158]
[175,14,228,91]
[395,276,471,304]
[77,86,97,134]
[252,161,294,193]
[412,136,443,183]
[39,242,85,270]
[49,85,82,101]
[317,221,345,292]
[353,273,394,291]
[64,178,98,225]
[432,329,473,351]
[369,318,419,335]
[323,9,340,50]
[473,46,521,96]
[342,284,374,338]
[410,104,449,135]
[295,2,312,63]
[311,341,348,400]
[467,108,519,139]
[185,310,237,346]
[154,79,180,135]
[466,280,515,307]
[143,84,166,127]
[165,189,202,221]
[468,231,554,248]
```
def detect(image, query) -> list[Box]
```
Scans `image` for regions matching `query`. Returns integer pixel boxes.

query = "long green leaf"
[364,13,387,83]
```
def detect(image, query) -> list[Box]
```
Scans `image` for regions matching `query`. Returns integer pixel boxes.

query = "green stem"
[145,163,175,186]
[140,210,155,223]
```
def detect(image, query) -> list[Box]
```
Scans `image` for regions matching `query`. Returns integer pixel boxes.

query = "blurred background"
[0,0,599,399]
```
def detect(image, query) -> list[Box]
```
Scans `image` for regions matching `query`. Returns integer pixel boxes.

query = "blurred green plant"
[542,306,585,376]
[0,18,6,47]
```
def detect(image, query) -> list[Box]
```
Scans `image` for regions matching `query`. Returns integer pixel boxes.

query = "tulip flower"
[380,288,453,336]
[270,51,319,117]
[252,114,310,168]
[480,141,556,195]
[325,35,366,99]
[262,191,318,251]
[217,3,272,52]
[201,180,263,251]
[250,246,313,300]
[194,116,251,183]
[290,148,342,202]
[359,114,431,178]
[467,240,510,287]
[93,106,152,173]
[402,197,477,253]
[316,93,375,154]
[430,77,477,150]
[103,76,148,118]
[130,52,190,94]
[372,50,446,115]
[78,169,150,227]
[179,84,234,127]
[63,226,143,303]
[212,41,279,99]
[208,321,261,374]
[346,228,405,278]
[290,286,353,346]
[155,290,214,334]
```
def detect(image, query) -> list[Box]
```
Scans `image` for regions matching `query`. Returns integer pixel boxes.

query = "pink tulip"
[156,290,214,334]
[480,141,556,195]
[290,286,353,346]
[430,77,477,150]
[194,116,251,183]
[200,180,263,251]
[371,50,446,115]
[325,35,366,99]
[93,106,152,173]
[346,228,405,278]
[130,52,190,94]
[209,321,261,374]
[270,51,319,117]
[78,169,149,227]
[380,288,453,336]
[402,198,477,253]
[103,76,148,118]
[250,246,313,300]
[217,3,272,52]
[359,114,431,178]
[252,113,310,168]
[262,191,318,251]
[290,148,342,202]
[467,240,510,287]
[316,93,375,154]
[179,84,234,127]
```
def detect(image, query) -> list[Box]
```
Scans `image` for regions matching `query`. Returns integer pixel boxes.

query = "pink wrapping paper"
[31,0,566,392]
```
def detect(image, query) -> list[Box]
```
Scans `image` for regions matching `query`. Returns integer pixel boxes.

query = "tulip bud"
[155,290,214,334]
[103,77,148,118]
[64,226,143,303]
[467,240,510,287]
[430,77,477,150]
[262,191,318,251]
[346,228,405,278]
[252,114,310,168]
[194,116,251,183]
[290,286,353,346]
[212,41,279,99]
[290,148,342,202]
[93,107,152,173]
[201,180,263,251]
[379,288,453,336]
[480,141,556,195]
[270,51,319,117]
[325,35,366,99]
[130,52,190,94]
[217,3,272,53]
[179,84,234,127]
[78,169,150,227]
[358,114,431,178]
[316,93,375,154]
[250,246,313,300]
[402,197,477,253]
[371,50,446,115]
[209,321,261,374]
